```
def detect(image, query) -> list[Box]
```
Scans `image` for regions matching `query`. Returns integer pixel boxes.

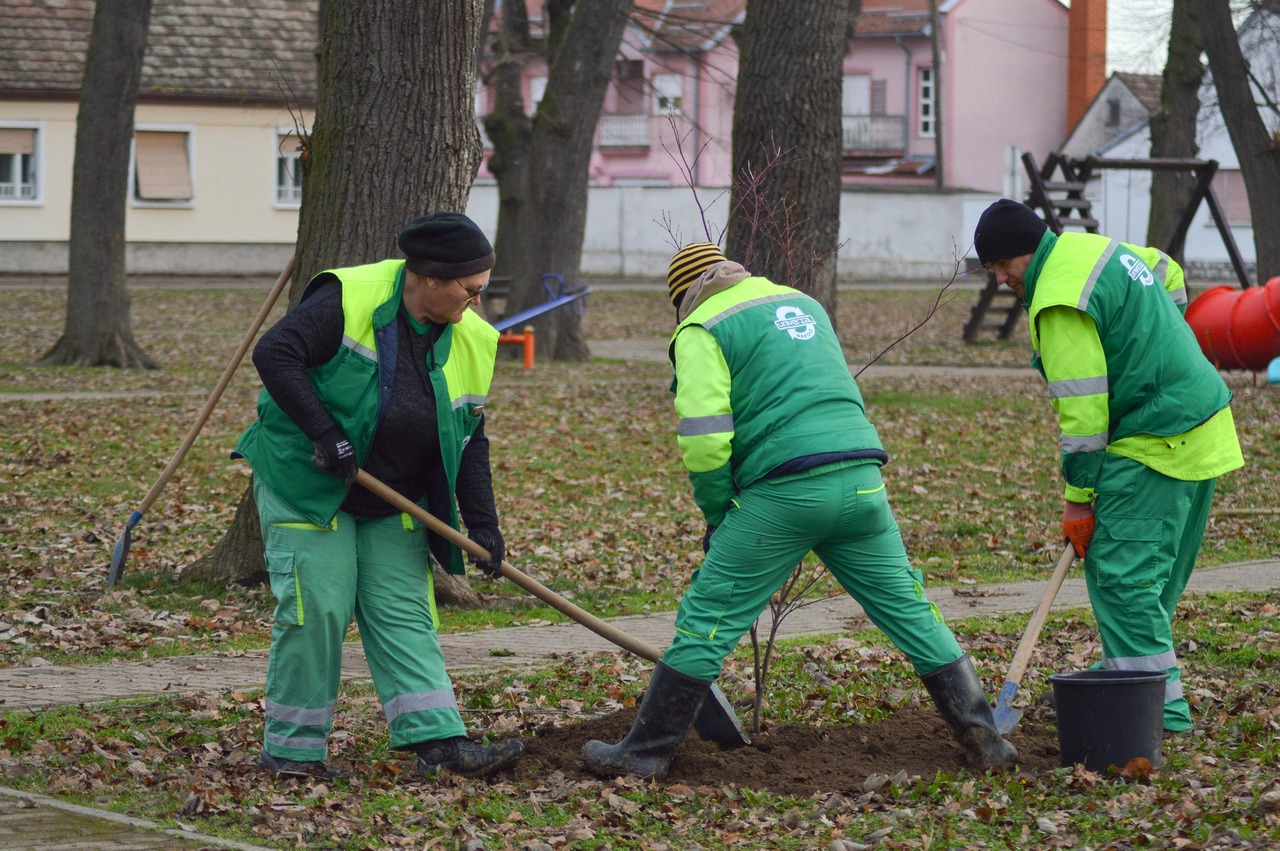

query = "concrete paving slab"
[0,786,271,850]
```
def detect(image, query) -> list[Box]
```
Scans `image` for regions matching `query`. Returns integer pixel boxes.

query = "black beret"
[974,199,1048,266]
[397,212,495,278]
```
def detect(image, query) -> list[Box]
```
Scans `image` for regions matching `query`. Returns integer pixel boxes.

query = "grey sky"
[1106,0,1175,75]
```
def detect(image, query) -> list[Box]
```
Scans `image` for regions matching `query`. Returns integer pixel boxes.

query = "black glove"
[702,524,717,554]
[467,524,505,578]
[310,428,358,487]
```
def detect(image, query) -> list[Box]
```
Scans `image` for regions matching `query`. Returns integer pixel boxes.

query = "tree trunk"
[187,0,488,608]
[487,0,634,361]
[39,0,157,369]
[726,0,857,327]
[1198,0,1280,284]
[1147,0,1203,262]
[182,487,266,586]
[483,0,534,294]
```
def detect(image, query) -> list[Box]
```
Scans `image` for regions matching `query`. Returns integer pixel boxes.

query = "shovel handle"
[354,470,662,663]
[1004,543,1076,687]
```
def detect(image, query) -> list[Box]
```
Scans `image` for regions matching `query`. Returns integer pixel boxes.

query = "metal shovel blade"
[992,680,1024,736]
[990,544,1076,736]
[696,683,750,744]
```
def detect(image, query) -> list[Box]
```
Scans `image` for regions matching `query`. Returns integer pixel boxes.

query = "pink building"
[477,0,1081,193]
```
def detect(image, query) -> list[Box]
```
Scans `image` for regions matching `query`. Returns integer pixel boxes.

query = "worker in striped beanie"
[667,242,728,310]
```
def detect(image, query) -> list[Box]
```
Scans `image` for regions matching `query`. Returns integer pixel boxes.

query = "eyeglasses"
[451,278,488,302]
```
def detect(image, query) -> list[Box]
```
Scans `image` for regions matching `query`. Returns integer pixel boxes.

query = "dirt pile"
[513,707,1061,797]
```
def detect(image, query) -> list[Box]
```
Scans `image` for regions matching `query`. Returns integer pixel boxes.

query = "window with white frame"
[132,128,194,204]
[653,73,682,115]
[276,130,303,207]
[918,66,935,138]
[0,124,39,202]
[528,76,547,115]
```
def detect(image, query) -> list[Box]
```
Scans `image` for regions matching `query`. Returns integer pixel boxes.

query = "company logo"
[1119,253,1155,287]
[774,305,816,340]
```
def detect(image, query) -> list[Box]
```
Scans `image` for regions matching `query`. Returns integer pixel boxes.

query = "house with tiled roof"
[0,0,315,275]
[1053,3,1280,277]
[1,0,1082,278]
[479,0,1072,193]
[1060,72,1163,159]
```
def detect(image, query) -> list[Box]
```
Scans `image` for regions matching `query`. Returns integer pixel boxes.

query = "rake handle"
[136,254,297,516]
[354,470,662,663]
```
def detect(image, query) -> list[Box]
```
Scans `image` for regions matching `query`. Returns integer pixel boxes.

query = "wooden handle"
[354,469,662,663]
[1004,543,1075,686]
[137,254,297,515]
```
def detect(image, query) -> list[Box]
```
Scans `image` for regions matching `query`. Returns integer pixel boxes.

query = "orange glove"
[1062,500,1095,557]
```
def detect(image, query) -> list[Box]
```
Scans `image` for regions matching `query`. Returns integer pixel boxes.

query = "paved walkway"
[3,559,1278,849]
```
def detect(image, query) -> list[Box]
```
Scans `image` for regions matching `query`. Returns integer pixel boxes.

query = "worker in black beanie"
[973,198,1243,735]
[234,211,524,780]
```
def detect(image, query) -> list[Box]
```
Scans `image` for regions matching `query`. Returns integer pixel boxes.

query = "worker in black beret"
[975,198,1242,734]
[235,211,523,779]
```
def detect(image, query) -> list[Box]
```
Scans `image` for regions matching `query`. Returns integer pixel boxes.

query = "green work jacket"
[1023,231,1235,499]
[668,276,884,525]
[235,259,498,573]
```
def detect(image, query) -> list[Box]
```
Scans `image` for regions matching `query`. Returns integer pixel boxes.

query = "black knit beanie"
[398,212,495,278]
[974,199,1048,265]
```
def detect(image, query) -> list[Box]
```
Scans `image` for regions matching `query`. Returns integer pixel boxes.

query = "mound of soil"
[511,707,1061,797]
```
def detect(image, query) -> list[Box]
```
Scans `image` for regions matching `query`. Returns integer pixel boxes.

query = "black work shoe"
[414,736,524,778]
[258,750,331,778]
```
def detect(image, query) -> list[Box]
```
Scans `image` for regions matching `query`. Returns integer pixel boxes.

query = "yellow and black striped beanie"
[667,242,728,307]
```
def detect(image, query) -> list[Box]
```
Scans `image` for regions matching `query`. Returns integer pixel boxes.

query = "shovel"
[991,543,1076,735]
[354,469,750,748]
[106,254,297,588]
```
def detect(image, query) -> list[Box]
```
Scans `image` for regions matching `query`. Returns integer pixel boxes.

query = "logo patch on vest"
[1119,253,1155,287]
[774,305,816,340]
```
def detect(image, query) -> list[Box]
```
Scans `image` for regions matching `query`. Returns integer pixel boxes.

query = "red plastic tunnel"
[1185,276,1280,371]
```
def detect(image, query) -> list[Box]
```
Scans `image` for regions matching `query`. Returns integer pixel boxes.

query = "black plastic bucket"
[1049,669,1168,771]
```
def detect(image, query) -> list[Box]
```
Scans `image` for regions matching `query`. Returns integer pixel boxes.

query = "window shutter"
[135,131,192,201]
[0,128,35,155]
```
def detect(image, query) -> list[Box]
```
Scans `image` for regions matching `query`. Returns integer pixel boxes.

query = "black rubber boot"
[258,750,332,779]
[921,654,1020,771]
[581,661,710,779]
[414,736,524,778]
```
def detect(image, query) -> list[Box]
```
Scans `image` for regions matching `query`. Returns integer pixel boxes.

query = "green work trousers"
[1087,453,1216,732]
[662,463,963,682]
[254,478,466,762]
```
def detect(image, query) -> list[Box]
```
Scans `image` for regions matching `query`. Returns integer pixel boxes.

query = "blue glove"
[467,525,505,578]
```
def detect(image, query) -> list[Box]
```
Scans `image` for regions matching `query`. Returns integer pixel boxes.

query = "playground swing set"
[964,152,1280,376]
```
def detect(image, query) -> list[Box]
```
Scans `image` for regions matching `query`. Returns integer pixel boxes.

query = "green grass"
[4,593,1280,849]
[2,281,1279,848]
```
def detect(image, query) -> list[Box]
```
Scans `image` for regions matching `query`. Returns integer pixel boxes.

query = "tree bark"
[1198,0,1280,284]
[485,0,635,361]
[726,0,858,327]
[39,0,157,369]
[1147,0,1203,262]
[186,0,487,608]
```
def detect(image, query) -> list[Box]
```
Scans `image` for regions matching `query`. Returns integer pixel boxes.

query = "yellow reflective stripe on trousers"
[270,516,338,625]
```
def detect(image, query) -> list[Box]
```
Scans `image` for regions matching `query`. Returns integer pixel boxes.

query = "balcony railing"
[842,115,907,153]
[0,182,36,200]
[598,113,650,148]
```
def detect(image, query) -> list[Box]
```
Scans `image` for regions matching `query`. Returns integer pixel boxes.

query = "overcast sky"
[1106,0,1176,75]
